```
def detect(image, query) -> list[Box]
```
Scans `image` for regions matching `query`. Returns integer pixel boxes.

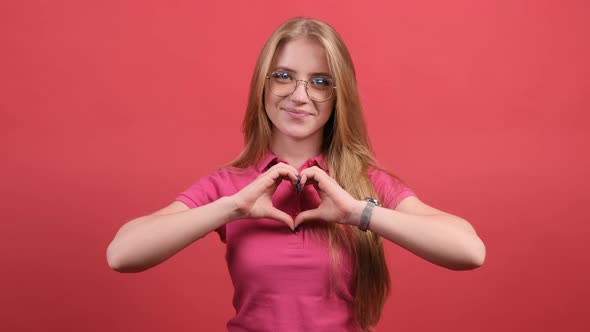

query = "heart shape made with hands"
[245,164,358,230]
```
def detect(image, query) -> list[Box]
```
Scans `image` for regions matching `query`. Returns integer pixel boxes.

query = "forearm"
[363,205,486,270]
[107,197,238,273]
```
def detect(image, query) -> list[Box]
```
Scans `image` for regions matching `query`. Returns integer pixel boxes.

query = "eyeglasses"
[266,71,336,102]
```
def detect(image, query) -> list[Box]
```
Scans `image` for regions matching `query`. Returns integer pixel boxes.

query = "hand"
[230,162,299,230]
[294,166,365,228]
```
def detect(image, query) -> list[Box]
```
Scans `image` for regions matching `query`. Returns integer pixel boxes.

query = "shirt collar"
[256,150,328,172]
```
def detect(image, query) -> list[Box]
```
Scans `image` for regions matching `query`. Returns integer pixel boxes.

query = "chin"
[275,127,318,141]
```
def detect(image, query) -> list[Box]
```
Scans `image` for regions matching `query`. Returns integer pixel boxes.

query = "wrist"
[346,199,368,226]
[358,198,381,231]
[220,196,244,222]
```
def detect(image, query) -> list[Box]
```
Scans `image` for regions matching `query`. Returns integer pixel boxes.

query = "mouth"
[283,108,312,117]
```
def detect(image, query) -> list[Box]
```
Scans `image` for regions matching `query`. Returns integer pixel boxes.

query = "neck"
[270,132,323,169]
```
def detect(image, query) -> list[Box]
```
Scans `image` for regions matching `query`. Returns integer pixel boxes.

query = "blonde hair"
[231,17,389,330]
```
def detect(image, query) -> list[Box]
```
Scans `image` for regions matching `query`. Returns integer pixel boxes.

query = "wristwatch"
[359,198,381,231]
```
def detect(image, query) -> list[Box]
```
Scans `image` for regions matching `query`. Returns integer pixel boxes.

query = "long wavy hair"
[231,17,389,330]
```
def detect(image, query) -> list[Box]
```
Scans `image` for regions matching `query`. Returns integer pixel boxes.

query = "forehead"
[272,38,330,75]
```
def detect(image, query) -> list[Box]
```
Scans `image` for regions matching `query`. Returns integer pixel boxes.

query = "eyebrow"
[273,66,333,78]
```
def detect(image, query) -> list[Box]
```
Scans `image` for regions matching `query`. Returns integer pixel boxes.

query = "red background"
[1,1,589,331]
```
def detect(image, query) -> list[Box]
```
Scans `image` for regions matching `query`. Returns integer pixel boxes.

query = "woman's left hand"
[294,166,365,228]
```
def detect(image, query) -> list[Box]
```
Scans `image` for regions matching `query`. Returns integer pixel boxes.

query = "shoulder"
[367,166,416,209]
[177,165,257,208]
[194,165,258,186]
[367,166,407,188]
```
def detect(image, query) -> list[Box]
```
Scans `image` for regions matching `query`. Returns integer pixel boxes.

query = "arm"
[106,197,237,273]
[106,163,299,273]
[295,166,486,271]
[351,196,485,270]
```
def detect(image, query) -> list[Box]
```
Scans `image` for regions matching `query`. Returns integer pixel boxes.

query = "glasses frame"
[265,73,337,103]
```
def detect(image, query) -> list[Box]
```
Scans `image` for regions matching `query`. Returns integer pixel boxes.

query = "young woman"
[107,17,486,331]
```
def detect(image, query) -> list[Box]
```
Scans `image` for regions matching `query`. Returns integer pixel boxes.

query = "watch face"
[365,197,381,207]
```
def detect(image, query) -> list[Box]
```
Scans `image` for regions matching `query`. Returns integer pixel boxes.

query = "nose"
[289,80,310,103]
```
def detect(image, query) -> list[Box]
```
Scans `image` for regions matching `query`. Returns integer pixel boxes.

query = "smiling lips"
[284,108,312,117]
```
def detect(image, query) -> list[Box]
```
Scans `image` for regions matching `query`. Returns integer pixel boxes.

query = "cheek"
[264,90,279,112]
[319,102,335,120]
[263,91,272,116]
[264,91,280,127]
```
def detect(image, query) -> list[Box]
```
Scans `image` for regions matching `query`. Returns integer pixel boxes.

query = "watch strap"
[359,198,380,231]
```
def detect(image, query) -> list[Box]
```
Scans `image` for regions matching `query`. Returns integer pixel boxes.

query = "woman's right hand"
[230,162,299,230]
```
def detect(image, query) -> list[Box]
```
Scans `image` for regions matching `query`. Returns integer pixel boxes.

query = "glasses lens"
[307,77,334,102]
[269,72,296,97]
[267,72,335,102]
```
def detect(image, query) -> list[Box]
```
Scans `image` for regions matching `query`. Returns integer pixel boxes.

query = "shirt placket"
[287,159,319,248]
[286,184,304,249]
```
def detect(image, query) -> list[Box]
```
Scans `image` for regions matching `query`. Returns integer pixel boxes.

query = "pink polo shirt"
[176,152,415,331]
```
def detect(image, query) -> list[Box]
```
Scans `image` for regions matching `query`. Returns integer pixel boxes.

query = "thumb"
[267,208,295,230]
[294,208,323,228]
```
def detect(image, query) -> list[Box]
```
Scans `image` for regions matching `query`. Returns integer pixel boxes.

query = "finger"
[300,167,320,189]
[268,163,299,184]
[253,167,296,194]
[269,162,299,177]
[294,208,323,228]
[298,170,315,188]
[267,208,295,230]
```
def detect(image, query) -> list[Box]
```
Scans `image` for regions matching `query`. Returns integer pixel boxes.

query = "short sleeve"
[176,173,227,242]
[176,174,222,208]
[368,167,416,209]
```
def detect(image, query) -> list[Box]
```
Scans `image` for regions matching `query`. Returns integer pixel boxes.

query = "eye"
[271,71,292,81]
[310,77,332,89]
